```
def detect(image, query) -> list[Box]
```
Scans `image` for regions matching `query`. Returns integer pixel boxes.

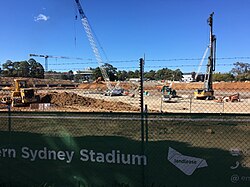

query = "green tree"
[93,63,118,81]
[155,68,173,80]
[2,60,14,76]
[28,58,44,78]
[92,67,102,80]
[213,72,234,82]
[173,69,183,81]
[144,70,156,80]
[117,70,128,81]
[127,70,136,78]
[19,61,30,77]
[2,59,44,78]
[103,63,118,81]
[230,62,250,81]
[67,70,74,80]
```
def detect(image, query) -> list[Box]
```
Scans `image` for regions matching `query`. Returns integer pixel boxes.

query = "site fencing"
[1,59,250,114]
[0,110,249,187]
[0,60,250,186]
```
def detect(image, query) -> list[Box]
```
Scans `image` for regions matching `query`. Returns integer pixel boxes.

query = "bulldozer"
[1,79,40,107]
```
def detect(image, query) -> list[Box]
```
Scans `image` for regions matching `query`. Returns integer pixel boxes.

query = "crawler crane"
[74,0,123,96]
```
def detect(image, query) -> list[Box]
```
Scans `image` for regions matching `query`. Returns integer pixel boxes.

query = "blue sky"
[1,0,250,73]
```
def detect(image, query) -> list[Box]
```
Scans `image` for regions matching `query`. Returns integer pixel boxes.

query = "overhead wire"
[48,56,250,66]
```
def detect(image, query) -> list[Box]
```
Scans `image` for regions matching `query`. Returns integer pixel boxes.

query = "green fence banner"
[0,131,249,187]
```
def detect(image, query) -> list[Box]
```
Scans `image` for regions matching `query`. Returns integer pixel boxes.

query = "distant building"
[74,68,93,82]
[129,78,140,82]
[182,73,195,82]
[182,72,205,82]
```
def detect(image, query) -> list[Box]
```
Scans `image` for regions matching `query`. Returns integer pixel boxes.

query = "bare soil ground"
[39,91,139,112]
[1,77,249,113]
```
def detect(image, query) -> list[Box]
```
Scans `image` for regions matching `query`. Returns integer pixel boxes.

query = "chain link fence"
[0,61,250,186]
[0,111,249,186]
[1,77,249,114]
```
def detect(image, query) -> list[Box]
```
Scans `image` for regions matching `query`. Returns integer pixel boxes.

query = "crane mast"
[204,12,216,92]
[74,0,112,91]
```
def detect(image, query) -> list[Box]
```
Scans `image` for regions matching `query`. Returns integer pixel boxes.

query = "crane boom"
[74,0,112,91]
[29,53,87,72]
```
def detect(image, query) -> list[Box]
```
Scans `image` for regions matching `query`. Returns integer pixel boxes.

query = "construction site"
[0,77,249,113]
[1,9,249,114]
[0,1,249,187]
[0,4,248,114]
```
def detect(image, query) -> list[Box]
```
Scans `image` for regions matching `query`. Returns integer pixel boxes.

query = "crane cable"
[73,3,78,48]
[195,46,209,80]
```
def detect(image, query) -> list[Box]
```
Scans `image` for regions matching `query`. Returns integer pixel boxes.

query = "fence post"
[189,96,192,113]
[139,57,145,187]
[8,104,11,132]
[145,104,148,143]
[139,58,145,143]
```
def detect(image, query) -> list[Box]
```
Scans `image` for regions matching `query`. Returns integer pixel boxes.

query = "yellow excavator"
[194,12,216,100]
[1,79,40,107]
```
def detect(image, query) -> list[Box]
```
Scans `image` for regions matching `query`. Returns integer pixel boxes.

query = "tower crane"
[74,0,123,96]
[29,54,87,72]
[194,12,216,100]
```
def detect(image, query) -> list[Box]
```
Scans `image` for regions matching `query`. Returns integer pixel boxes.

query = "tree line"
[1,59,249,82]
[0,58,44,79]
[83,63,183,82]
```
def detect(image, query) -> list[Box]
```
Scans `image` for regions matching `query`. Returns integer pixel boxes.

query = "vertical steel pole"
[145,104,148,143]
[140,58,144,141]
[8,104,11,132]
[139,58,145,187]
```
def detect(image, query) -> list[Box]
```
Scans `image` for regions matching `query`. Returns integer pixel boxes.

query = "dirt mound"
[40,92,139,112]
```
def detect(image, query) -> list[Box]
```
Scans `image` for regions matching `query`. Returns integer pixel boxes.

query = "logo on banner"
[167,147,208,175]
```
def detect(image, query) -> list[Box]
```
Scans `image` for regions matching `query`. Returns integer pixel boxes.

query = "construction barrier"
[0,112,249,187]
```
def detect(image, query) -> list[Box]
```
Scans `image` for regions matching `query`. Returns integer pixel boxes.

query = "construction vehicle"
[215,93,240,103]
[1,79,40,107]
[161,85,177,102]
[194,12,216,100]
[74,0,123,96]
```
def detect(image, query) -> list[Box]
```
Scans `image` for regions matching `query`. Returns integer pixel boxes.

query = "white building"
[182,73,195,82]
